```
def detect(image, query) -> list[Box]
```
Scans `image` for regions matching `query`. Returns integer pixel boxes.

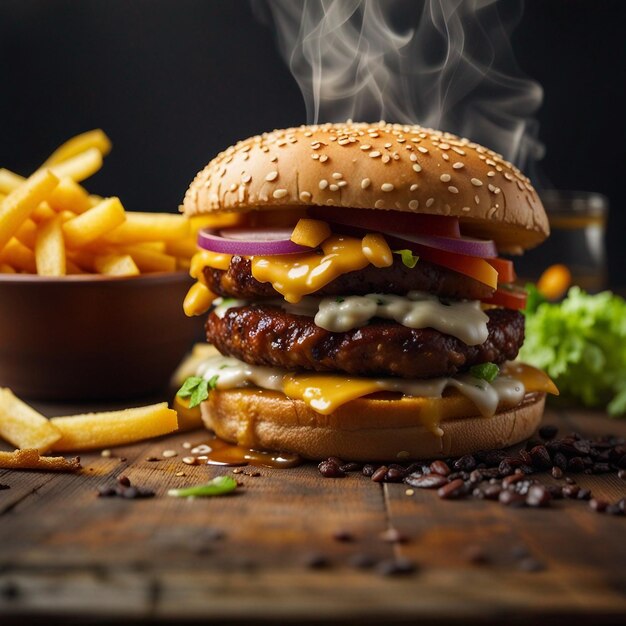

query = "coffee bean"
[551,466,563,479]
[469,469,484,483]
[348,553,377,569]
[498,490,526,507]
[454,455,476,472]
[619,469,626,481]
[376,557,417,577]
[502,473,526,488]
[545,485,564,500]
[371,466,388,483]
[483,450,507,465]
[464,545,489,565]
[562,485,580,499]
[483,484,502,500]
[568,457,585,473]
[539,425,558,440]
[430,460,451,476]
[589,498,608,513]
[573,440,591,455]
[304,553,331,569]
[526,485,551,508]
[380,528,409,544]
[117,475,131,487]
[618,499,626,513]
[385,468,405,482]
[576,488,592,501]
[339,462,361,473]
[530,445,552,469]
[97,486,116,497]
[328,456,345,467]
[565,476,576,485]
[553,453,568,470]
[332,529,355,542]
[591,463,610,474]
[605,504,624,516]
[437,478,467,500]
[405,474,448,489]
[362,464,376,477]
[498,461,514,477]
[518,557,546,572]
[318,460,345,478]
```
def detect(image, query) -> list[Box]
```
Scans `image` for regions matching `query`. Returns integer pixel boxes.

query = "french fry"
[67,249,97,272]
[123,245,177,273]
[66,258,85,274]
[183,281,214,316]
[48,147,103,183]
[0,263,16,273]
[41,129,112,167]
[62,197,126,248]
[35,215,66,276]
[0,449,81,472]
[0,168,25,194]
[30,202,57,224]
[165,236,197,259]
[0,388,62,452]
[47,177,91,214]
[50,402,179,451]
[15,218,38,249]
[0,169,59,250]
[102,212,190,244]
[0,239,37,273]
[94,253,140,276]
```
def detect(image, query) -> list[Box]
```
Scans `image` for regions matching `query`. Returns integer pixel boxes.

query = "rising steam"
[253,0,543,168]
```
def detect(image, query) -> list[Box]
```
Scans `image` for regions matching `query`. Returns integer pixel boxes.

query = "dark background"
[1,1,624,283]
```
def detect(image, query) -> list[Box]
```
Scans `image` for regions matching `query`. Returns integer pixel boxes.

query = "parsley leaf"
[167,475,238,498]
[335,297,345,303]
[177,375,219,408]
[393,249,419,269]
[470,362,500,382]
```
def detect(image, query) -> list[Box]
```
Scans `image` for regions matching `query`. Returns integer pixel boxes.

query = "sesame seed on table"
[0,401,624,624]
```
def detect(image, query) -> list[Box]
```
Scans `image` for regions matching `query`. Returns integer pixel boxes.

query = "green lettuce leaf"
[519,287,626,416]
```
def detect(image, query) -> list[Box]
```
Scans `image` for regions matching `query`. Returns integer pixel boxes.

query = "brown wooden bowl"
[0,272,204,401]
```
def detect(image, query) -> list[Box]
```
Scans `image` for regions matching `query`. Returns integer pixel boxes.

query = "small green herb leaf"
[177,375,219,408]
[393,249,419,269]
[335,297,345,303]
[469,362,500,382]
[167,475,238,498]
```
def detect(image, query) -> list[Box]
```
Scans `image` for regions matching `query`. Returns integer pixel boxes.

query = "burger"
[178,121,557,461]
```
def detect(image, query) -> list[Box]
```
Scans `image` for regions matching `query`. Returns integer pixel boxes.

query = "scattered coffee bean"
[605,504,625,516]
[502,473,525,488]
[498,490,526,507]
[332,529,355,542]
[454,455,477,472]
[589,498,608,513]
[565,476,576,485]
[551,466,563,479]
[619,470,626,481]
[568,457,585,473]
[385,467,405,482]
[539,425,558,440]
[592,463,611,474]
[362,464,376,477]
[405,473,448,489]
[117,475,131,487]
[576,488,592,501]
[145,456,159,462]
[379,528,409,544]
[328,456,344,467]
[518,557,546,572]
[340,462,361,473]
[430,460,451,476]
[553,452,568,470]
[371,466,388,483]
[304,552,331,569]
[526,485,551,508]
[376,557,417,577]
[318,460,345,478]
[349,553,377,569]
[437,478,467,500]
[464,545,489,565]
[562,485,580,499]
[530,445,552,469]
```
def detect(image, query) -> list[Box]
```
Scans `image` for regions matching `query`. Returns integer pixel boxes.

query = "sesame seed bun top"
[183,121,549,251]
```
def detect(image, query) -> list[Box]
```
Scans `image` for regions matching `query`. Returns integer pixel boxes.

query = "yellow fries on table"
[0,388,62,452]
[0,129,218,278]
[51,403,179,451]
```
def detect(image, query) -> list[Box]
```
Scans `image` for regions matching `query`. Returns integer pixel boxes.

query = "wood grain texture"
[0,407,625,625]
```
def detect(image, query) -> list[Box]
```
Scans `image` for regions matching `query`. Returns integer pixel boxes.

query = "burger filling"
[180,211,557,432]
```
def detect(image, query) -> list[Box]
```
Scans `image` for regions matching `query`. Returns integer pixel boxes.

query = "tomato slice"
[482,284,528,310]
[309,206,461,238]
[487,257,516,283]
[382,233,498,288]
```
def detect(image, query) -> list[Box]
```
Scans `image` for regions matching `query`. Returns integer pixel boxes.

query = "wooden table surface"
[0,403,625,625]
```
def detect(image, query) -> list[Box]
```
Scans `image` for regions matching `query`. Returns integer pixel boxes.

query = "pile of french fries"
[0,387,182,470]
[0,129,228,277]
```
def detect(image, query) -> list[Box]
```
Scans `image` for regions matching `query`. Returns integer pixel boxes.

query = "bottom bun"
[200,389,546,461]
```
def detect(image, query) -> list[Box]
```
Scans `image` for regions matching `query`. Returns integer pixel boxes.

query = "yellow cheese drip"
[250,235,392,303]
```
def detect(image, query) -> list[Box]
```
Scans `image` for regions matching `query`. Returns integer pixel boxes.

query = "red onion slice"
[392,233,498,258]
[197,227,312,256]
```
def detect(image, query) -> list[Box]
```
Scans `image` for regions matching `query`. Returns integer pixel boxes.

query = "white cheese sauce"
[212,291,489,346]
[195,355,525,419]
